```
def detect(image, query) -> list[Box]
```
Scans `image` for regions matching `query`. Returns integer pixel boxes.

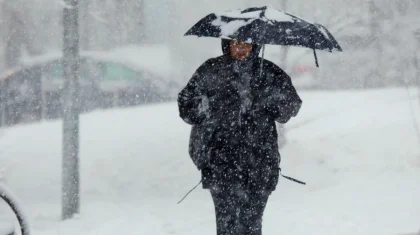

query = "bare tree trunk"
[396,0,409,15]
[132,0,145,43]
[62,0,80,220]
[80,0,90,50]
[415,31,420,108]
[4,11,24,68]
[368,0,382,87]
[115,0,126,46]
[416,31,420,85]
[279,0,289,69]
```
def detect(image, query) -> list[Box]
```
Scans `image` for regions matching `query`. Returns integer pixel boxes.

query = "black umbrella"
[184,6,342,68]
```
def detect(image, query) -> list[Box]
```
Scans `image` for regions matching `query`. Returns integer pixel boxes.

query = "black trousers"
[210,187,270,235]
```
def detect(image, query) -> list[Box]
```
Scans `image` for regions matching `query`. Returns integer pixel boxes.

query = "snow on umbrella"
[184,6,343,67]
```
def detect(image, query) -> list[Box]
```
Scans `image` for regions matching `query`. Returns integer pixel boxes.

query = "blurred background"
[0,0,418,126]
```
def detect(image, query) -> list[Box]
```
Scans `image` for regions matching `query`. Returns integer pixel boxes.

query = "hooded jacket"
[178,39,302,191]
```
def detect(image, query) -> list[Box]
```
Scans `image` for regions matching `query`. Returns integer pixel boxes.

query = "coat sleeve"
[177,65,209,125]
[259,63,302,124]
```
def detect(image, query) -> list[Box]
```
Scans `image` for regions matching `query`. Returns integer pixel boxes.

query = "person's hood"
[221,39,263,61]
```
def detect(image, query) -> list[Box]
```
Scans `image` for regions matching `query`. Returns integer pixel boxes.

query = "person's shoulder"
[260,58,292,82]
[192,56,226,79]
[200,55,226,68]
[261,58,286,74]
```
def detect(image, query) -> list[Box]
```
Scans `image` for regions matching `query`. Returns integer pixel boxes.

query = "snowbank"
[19,44,174,80]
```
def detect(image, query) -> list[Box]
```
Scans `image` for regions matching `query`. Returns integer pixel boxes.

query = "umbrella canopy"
[185,6,342,52]
[184,6,343,67]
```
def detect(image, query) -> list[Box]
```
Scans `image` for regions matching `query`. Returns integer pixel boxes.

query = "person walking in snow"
[177,39,302,235]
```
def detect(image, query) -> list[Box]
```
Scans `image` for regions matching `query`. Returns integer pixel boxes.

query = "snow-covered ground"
[0,88,419,235]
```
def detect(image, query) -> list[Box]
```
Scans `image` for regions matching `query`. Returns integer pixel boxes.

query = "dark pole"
[62,0,80,220]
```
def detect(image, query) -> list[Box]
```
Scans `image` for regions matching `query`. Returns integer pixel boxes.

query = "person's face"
[230,40,253,61]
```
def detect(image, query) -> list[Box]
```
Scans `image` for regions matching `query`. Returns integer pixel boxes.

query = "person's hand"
[254,87,285,111]
[196,95,210,119]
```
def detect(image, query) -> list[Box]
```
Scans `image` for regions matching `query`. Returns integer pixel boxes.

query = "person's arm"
[177,66,210,125]
[256,63,302,123]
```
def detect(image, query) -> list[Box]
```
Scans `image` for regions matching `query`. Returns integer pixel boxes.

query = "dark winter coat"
[178,39,302,191]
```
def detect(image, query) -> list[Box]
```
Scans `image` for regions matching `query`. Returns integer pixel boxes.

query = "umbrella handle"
[313,48,319,67]
[260,45,265,78]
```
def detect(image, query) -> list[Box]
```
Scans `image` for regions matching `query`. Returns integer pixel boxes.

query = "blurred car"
[0,54,172,126]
